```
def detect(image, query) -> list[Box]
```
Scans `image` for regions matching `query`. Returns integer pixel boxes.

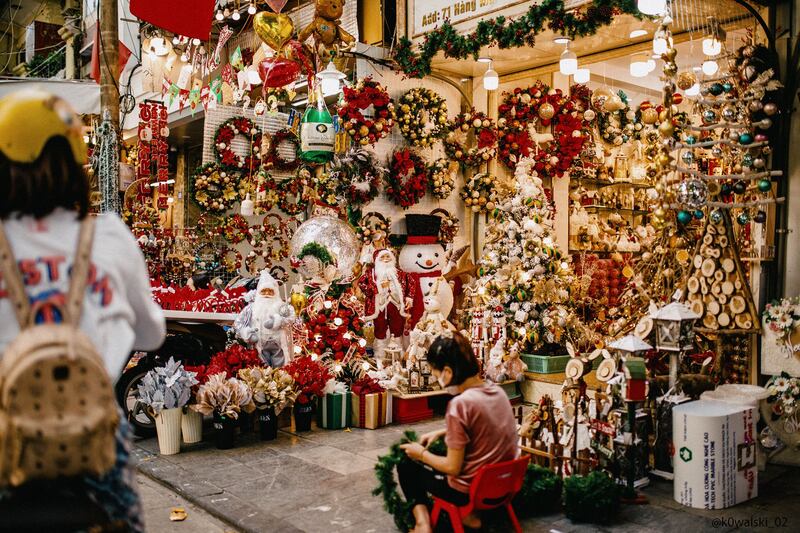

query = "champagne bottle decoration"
[300,82,335,164]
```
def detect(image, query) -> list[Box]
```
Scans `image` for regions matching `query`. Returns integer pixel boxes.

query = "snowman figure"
[398,214,455,331]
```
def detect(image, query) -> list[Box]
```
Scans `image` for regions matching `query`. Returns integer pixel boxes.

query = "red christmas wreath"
[277,172,308,216]
[385,149,428,209]
[220,214,250,244]
[338,77,395,146]
[214,117,263,175]
[444,110,498,168]
[264,129,301,172]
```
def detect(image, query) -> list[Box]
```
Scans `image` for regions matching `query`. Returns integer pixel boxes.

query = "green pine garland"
[563,471,621,525]
[373,431,448,531]
[394,0,643,78]
[299,242,334,266]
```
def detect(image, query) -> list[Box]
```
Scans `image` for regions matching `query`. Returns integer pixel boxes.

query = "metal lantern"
[649,302,700,352]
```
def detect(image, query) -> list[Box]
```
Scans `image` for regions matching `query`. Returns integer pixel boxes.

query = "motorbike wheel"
[115,360,157,438]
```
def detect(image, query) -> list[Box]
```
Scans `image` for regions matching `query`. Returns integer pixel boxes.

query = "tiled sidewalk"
[132,418,799,533]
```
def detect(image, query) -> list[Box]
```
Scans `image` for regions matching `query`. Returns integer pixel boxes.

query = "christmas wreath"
[431,208,459,244]
[428,158,457,200]
[251,169,280,213]
[264,129,301,172]
[373,431,447,531]
[192,162,240,214]
[338,77,395,146]
[592,89,635,146]
[276,172,308,216]
[245,248,271,275]
[355,212,391,245]
[461,172,499,213]
[220,214,250,244]
[220,247,243,273]
[330,148,385,206]
[395,87,448,148]
[444,110,498,167]
[385,149,428,209]
[194,241,220,272]
[498,82,566,129]
[214,117,262,174]
[308,166,339,207]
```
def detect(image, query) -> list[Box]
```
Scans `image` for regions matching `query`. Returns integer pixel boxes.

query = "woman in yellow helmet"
[0,91,166,532]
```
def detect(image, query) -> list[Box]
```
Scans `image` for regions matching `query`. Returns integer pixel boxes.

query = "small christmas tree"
[475,157,589,355]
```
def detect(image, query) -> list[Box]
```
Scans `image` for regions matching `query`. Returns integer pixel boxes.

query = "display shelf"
[572,178,654,190]
[582,205,650,216]
[162,310,238,324]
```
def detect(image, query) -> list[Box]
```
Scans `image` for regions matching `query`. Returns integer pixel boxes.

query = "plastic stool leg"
[505,503,522,533]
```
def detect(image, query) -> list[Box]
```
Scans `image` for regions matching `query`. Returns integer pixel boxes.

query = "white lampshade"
[559,46,578,75]
[638,0,667,15]
[652,35,670,55]
[316,61,346,95]
[630,58,649,78]
[483,61,499,91]
[702,59,719,75]
[685,83,701,96]
[574,68,590,83]
[702,37,722,56]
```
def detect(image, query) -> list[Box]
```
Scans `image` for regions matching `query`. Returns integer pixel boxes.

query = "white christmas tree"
[475,157,589,355]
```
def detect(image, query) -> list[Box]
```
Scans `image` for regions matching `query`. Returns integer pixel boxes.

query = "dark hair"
[426,332,481,385]
[0,136,89,220]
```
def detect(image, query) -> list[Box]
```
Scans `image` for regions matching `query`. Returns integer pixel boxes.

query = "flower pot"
[239,410,253,433]
[154,407,183,455]
[181,408,203,444]
[213,413,237,449]
[294,401,315,432]
[258,407,278,441]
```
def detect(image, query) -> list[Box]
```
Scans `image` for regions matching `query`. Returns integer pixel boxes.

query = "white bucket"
[181,408,204,443]
[154,407,183,455]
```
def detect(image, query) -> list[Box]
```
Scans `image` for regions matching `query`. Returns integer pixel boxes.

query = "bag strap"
[0,220,31,329]
[65,217,96,326]
[0,217,95,330]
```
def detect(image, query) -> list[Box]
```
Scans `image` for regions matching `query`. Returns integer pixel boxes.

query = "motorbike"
[115,320,228,437]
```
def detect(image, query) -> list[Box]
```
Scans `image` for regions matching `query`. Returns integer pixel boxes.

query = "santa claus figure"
[359,248,412,359]
[398,214,455,331]
[234,270,295,367]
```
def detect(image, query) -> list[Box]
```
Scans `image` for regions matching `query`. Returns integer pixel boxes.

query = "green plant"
[563,471,621,525]
[513,464,561,516]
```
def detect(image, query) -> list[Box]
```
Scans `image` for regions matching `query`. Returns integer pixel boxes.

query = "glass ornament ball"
[676,210,693,225]
[721,106,737,122]
[757,179,772,192]
[741,153,753,167]
[702,110,717,124]
[710,210,723,224]
[737,212,750,225]
[684,135,697,145]
[708,83,724,96]
[720,183,732,196]
[754,210,767,224]
[763,103,778,116]
[722,82,734,93]
[681,151,694,165]
[738,133,754,145]
[753,157,766,169]
[748,100,763,113]
[733,181,747,195]
[289,216,361,279]
[676,178,709,209]
[711,146,723,158]
[694,209,704,219]
[755,133,768,143]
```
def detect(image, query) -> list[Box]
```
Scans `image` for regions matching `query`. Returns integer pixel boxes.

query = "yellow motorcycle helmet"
[0,90,87,165]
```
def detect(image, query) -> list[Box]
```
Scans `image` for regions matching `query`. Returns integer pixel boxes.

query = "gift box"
[316,391,352,429]
[352,391,393,429]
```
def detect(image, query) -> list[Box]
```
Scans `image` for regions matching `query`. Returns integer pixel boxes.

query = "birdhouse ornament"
[622,357,648,402]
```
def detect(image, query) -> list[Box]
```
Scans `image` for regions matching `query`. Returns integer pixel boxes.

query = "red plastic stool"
[431,455,530,533]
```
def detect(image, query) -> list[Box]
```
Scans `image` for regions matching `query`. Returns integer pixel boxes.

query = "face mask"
[437,372,460,395]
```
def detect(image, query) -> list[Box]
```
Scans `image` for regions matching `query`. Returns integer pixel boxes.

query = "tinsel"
[393,0,642,78]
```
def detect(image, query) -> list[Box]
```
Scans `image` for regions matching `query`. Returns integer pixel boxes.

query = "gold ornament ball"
[472,118,483,128]
[538,102,556,120]
[641,108,659,125]
[461,123,470,132]
[375,123,384,132]
[359,126,370,136]
[482,120,491,128]
[658,121,674,138]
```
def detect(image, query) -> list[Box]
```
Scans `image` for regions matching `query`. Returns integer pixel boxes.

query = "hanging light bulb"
[559,43,577,75]
[685,83,701,97]
[172,36,180,45]
[702,37,722,56]
[702,59,719,75]
[248,2,257,15]
[223,7,231,17]
[215,9,224,21]
[630,55,650,78]
[232,10,241,21]
[316,61,346,96]
[192,38,201,46]
[482,59,499,91]
[574,68,590,83]
[638,0,667,15]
